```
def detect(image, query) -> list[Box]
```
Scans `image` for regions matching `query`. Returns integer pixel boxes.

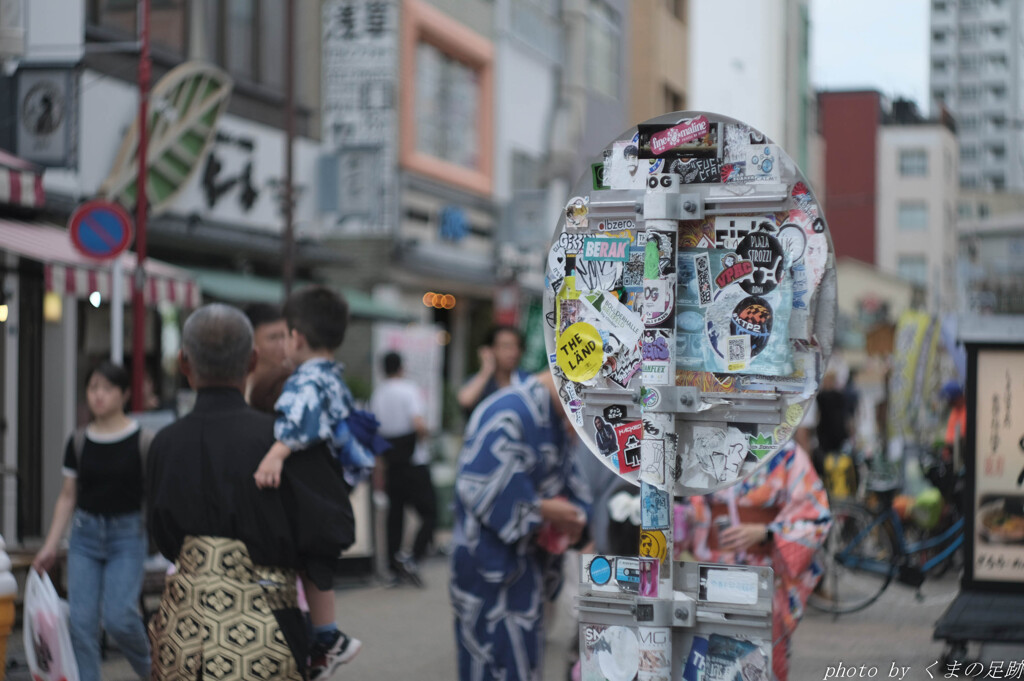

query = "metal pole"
[111,256,124,364]
[282,0,296,299]
[131,0,150,411]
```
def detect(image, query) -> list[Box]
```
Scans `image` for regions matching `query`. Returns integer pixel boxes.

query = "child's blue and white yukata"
[274,358,375,486]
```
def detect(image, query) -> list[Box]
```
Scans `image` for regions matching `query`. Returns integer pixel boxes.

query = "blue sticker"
[589,556,612,585]
[641,482,671,529]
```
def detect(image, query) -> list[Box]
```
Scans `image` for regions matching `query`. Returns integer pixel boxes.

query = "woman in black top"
[33,362,152,681]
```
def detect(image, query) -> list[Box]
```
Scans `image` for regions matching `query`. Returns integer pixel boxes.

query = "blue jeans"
[67,509,151,681]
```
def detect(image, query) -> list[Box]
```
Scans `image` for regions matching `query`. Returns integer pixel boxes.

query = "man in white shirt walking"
[370,352,436,586]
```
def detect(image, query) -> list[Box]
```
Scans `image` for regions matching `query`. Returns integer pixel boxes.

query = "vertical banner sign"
[322,0,399,233]
[973,348,1024,584]
[372,323,444,432]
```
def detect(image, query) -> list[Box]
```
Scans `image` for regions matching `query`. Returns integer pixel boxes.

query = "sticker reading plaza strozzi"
[556,322,604,382]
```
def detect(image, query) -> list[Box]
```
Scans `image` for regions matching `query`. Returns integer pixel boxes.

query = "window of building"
[586,0,621,99]
[664,86,685,113]
[989,174,1006,191]
[88,0,187,55]
[988,144,1006,160]
[898,201,929,230]
[667,0,686,21]
[961,145,978,162]
[989,84,1007,101]
[960,24,980,42]
[978,203,990,218]
[961,115,979,132]
[959,55,979,72]
[958,202,972,219]
[899,149,928,176]
[932,29,947,43]
[933,0,947,9]
[989,54,1008,70]
[932,88,947,104]
[201,0,287,89]
[897,255,928,285]
[932,58,947,72]
[415,42,480,170]
[960,174,979,189]
[400,0,493,196]
[960,85,980,102]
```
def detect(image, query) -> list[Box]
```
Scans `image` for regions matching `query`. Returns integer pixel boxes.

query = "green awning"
[188,268,414,322]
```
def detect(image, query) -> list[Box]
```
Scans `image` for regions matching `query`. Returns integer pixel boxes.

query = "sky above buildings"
[810,0,930,111]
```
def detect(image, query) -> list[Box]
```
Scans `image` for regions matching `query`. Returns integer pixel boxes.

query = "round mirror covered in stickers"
[543,111,837,496]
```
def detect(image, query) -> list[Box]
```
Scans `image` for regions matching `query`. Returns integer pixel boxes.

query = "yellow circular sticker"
[556,322,604,382]
[784,403,805,427]
[639,529,668,561]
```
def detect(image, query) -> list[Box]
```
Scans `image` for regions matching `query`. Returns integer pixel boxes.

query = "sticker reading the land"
[556,322,604,382]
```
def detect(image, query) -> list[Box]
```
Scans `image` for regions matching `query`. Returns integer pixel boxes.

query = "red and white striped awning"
[0,219,201,308]
[0,149,45,209]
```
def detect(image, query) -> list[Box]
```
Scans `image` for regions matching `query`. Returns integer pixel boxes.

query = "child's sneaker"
[309,630,362,680]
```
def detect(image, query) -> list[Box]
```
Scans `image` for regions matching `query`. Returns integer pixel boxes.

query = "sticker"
[605,141,648,190]
[736,230,785,295]
[582,625,640,681]
[644,238,661,279]
[714,215,768,251]
[669,156,722,184]
[556,322,603,382]
[564,196,589,230]
[640,482,670,529]
[603,349,642,389]
[748,433,775,459]
[641,387,660,410]
[639,529,668,561]
[637,626,671,680]
[649,116,711,155]
[639,557,659,597]
[784,402,805,427]
[593,416,619,459]
[726,334,751,371]
[704,569,758,605]
[642,279,674,326]
[615,421,643,473]
[641,329,672,385]
[690,426,749,484]
[683,637,709,681]
[729,296,773,357]
[574,257,622,291]
[582,236,630,262]
[640,436,666,486]
[721,145,781,183]
[616,557,641,589]
[778,222,807,264]
[694,251,713,306]
[583,291,643,348]
[715,253,754,290]
[603,404,628,423]
[591,162,609,190]
[596,217,636,232]
[589,555,612,585]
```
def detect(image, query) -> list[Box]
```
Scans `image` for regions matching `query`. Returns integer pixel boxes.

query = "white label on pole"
[705,569,758,605]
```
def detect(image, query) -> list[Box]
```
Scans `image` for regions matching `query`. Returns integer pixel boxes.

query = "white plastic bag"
[23,570,80,681]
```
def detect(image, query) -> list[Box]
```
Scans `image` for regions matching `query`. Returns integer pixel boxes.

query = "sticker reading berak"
[650,116,710,156]
[581,237,631,262]
[556,322,604,382]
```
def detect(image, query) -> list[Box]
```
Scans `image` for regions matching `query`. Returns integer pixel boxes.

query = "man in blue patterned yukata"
[450,369,591,681]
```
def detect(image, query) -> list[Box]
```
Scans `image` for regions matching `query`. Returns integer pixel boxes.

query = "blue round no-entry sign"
[69,200,134,260]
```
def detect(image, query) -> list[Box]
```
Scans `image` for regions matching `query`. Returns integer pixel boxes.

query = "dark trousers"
[385,434,437,566]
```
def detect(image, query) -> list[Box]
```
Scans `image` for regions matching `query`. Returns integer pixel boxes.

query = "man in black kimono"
[147,304,354,681]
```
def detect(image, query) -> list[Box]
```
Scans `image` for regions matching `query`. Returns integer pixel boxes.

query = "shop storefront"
[0,220,199,545]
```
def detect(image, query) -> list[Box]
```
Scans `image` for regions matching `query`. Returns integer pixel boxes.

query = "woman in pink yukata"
[684,442,831,681]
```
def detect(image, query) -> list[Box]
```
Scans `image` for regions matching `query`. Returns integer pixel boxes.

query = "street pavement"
[6,554,1021,680]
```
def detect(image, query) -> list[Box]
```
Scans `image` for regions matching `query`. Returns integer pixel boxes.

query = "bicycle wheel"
[808,501,900,615]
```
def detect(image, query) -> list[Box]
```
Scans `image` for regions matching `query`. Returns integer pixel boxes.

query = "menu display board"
[971,347,1024,584]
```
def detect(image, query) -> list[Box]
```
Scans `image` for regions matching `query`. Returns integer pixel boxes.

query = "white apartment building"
[929,0,1024,191]
[876,104,959,313]
[688,0,821,184]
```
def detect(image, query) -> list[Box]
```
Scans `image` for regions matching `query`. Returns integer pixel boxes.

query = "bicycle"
[808,470,965,615]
